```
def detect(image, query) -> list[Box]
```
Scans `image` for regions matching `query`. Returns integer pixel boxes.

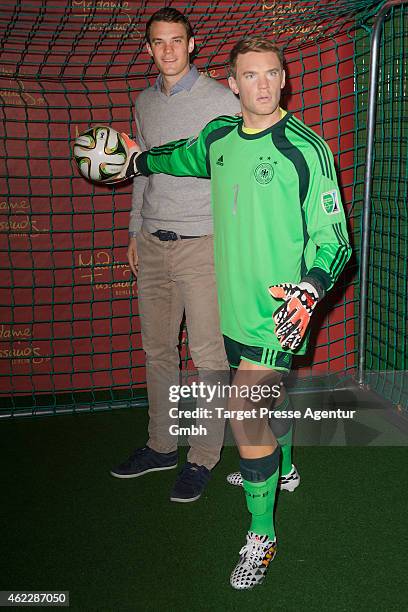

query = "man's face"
[228,51,285,119]
[146,21,194,79]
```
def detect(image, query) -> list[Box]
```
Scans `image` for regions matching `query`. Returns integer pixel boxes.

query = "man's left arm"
[270,145,352,350]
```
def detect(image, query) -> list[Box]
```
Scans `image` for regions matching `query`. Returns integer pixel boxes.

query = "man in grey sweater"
[110,7,240,501]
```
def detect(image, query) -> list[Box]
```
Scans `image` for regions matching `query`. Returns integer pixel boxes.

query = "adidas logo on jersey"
[216,155,224,166]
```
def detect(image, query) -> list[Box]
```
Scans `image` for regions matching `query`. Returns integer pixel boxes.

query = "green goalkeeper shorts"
[223,335,292,372]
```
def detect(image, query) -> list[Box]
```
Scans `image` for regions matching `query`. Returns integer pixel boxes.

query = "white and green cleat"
[227,464,300,492]
[230,531,277,590]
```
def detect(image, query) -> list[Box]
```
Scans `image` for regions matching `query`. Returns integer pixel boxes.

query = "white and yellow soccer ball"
[73,125,129,183]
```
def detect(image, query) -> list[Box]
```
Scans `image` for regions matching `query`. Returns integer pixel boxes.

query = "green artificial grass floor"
[2,399,408,611]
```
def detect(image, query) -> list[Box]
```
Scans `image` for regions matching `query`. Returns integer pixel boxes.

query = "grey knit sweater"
[129,73,240,235]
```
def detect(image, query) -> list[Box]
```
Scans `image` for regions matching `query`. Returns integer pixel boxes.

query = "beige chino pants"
[136,229,228,470]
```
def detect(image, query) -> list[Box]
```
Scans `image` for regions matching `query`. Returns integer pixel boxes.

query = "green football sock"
[242,470,279,540]
[271,394,294,477]
[277,426,293,476]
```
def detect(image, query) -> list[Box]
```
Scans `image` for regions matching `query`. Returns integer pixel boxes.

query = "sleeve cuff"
[301,269,331,300]
[136,152,152,176]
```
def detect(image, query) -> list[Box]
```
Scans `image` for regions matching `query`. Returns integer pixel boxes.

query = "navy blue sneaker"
[170,462,211,502]
[110,446,178,479]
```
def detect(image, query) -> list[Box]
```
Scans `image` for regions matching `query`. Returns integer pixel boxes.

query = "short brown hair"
[229,36,284,77]
[145,7,194,44]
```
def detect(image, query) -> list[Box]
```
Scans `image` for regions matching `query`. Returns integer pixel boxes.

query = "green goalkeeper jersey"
[137,112,351,354]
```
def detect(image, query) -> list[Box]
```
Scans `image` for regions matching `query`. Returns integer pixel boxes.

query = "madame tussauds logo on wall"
[261,1,323,37]
[77,251,136,296]
[71,0,142,40]
[0,325,50,366]
[0,67,46,107]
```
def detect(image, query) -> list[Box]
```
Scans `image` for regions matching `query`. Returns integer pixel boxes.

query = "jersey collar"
[237,111,291,140]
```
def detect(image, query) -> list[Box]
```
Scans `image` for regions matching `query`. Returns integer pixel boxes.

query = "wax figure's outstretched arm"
[108,118,223,183]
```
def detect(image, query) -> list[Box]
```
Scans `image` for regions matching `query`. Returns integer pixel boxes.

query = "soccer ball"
[73,125,128,183]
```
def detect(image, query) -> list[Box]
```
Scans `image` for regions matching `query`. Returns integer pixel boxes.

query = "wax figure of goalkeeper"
[115,36,351,590]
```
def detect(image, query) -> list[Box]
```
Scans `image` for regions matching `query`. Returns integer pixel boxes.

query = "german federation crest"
[321,190,340,214]
[254,162,274,185]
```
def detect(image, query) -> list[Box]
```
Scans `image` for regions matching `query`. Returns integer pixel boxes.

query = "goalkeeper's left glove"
[268,281,321,351]
[105,133,142,183]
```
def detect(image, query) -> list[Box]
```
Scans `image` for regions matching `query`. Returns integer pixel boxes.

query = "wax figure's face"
[146,21,194,80]
[228,51,285,120]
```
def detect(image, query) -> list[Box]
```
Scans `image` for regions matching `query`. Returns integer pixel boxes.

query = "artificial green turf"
[2,404,408,611]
